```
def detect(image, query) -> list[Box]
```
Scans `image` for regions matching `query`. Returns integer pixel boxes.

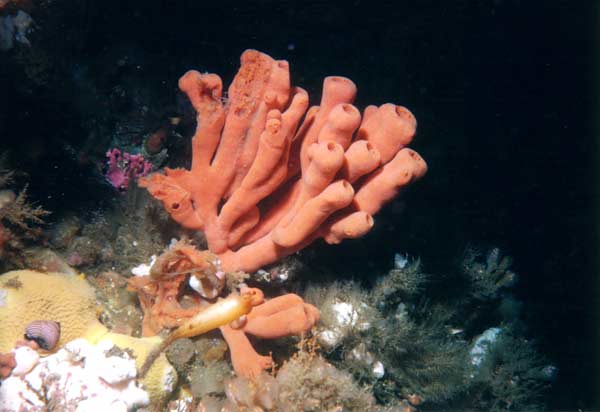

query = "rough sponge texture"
[141,50,427,273]
[0,270,101,352]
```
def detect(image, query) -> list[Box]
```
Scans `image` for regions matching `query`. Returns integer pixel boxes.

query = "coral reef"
[48,187,178,274]
[131,271,319,380]
[0,270,102,352]
[122,48,428,393]
[0,269,177,407]
[197,346,378,412]
[127,241,219,336]
[0,29,558,411]
[306,250,553,410]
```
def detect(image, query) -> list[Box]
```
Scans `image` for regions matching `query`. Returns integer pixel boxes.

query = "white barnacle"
[131,255,157,277]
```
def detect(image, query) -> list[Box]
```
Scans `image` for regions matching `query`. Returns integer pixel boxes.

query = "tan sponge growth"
[0,270,105,352]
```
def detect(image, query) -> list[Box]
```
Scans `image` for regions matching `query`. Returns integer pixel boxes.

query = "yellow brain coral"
[0,270,105,352]
[0,269,177,406]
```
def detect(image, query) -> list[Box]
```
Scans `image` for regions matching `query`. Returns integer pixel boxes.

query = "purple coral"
[104,148,152,191]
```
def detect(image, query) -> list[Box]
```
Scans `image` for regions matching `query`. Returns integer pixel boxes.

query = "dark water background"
[0,1,597,409]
